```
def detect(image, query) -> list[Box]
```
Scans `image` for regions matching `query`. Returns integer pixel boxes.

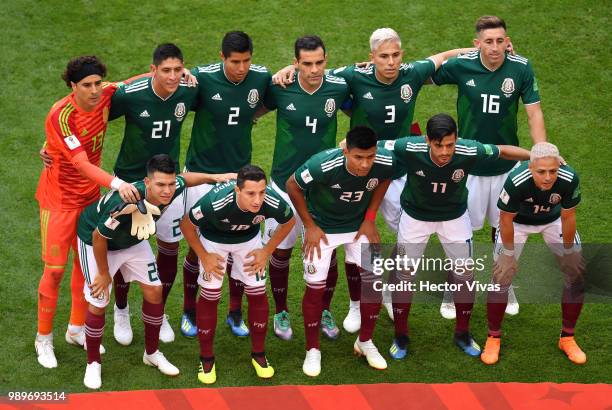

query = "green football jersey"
[331,59,435,140]
[264,73,350,191]
[432,51,541,176]
[293,147,395,234]
[77,176,186,250]
[109,78,198,182]
[386,137,500,221]
[185,63,271,173]
[498,162,580,225]
[188,180,293,244]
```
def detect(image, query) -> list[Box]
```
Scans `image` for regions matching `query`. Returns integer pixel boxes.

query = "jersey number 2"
[228,107,240,125]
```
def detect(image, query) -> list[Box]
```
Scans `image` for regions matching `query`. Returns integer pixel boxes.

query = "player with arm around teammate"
[258,35,351,341]
[182,31,272,338]
[432,15,546,318]
[481,142,586,365]
[77,154,227,389]
[383,113,530,360]
[34,55,140,368]
[181,165,295,384]
[286,126,395,376]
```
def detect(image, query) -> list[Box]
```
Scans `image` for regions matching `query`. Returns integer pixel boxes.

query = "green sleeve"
[431,58,457,86]
[521,61,541,105]
[172,176,187,200]
[96,194,127,240]
[263,82,278,110]
[188,196,208,228]
[267,192,294,224]
[411,58,436,83]
[293,155,327,189]
[109,86,127,121]
[497,179,521,213]
[476,141,501,161]
[561,173,581,209]
[330,65,355,83]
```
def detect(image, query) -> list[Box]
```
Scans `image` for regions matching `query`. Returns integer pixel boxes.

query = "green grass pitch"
[1,0,610,392]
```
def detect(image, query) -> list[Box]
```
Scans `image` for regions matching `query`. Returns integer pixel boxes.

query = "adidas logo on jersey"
[525,197,534,202]
[363,92,374,99]
[221,218,230,223]
[466,79,476,87]
[286,103,296,111]
[212,93,222,101]
[331,184,342,189]
[416,170,425,177]
[139,110,150,118]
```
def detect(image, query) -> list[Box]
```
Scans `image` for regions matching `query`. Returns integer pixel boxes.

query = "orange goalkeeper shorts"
[39,207,82,266]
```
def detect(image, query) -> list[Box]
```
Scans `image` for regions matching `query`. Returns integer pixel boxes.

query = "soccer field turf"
[1,0,610,392]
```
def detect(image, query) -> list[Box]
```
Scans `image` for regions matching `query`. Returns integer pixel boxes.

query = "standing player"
[181,165,295,384]
[182,31,272,337]
[259,35,350,341]
[482,142,586,365]
[77,154,226,389]
[383,114,530,360]
[274,27,474,330]
[108,43,234,346]
[35,56,140,368]
[286,126,395,376]
[432,16,547,318]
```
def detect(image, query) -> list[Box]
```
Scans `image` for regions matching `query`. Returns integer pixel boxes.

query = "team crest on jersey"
[400,84,413,103]
[451,169,465,183]
[324,98,336,117]
[366,178,379,191]
[247,89,260,108]
[549,193,561,204]
[501,78,515,97]
[252,215,265,224]
[104,217,120,230]
[192,206,204,221]
[174,102,186,121]
[306,264,317,275]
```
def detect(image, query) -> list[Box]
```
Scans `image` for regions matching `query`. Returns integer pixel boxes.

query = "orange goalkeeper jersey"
[35,83,117,210]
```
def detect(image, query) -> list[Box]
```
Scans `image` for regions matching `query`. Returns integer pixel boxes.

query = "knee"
[39,266,66,299]
[143,285,163,304]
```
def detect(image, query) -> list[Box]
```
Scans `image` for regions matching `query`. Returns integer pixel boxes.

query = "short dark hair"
[222,31,253,57]
[146,154,176,176]
[476,15,507,33]
[294,35,326,59]
[236,164,266,188]
[61,55,107,87]
[426,114,457,142]
[153,43,184,66]
[346,126,378,150]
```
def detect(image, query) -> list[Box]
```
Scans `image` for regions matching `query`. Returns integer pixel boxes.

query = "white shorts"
[263,181,302,249]
[379,175,406,233]
[397,210,473,265]
[466,172,510,230]
[156,191,187,243]
[302,231,370,284]
[493,218,582,261]
[185,182,215,217]
[197,234,267,289]
[78,238,160,308]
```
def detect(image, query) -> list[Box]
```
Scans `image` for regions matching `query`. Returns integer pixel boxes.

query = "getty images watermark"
[358,243,611,304]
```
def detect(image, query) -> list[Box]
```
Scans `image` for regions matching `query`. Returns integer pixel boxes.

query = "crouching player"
[76,154,231,389]
[482,142,586,365]
[180,165,295,384]
[286,126,395,376]
[383,113,530,360]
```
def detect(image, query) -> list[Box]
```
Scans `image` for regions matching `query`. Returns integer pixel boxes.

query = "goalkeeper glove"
[130,199,161,240]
